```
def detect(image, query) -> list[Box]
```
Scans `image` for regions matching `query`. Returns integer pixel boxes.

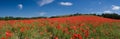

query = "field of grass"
[0,16,120,39]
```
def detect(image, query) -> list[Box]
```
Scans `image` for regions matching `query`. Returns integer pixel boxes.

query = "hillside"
[0,15,120,39]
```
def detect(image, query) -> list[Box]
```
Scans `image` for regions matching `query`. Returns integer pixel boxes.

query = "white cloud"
[112,5,120,10]
[39,12,46,16]
[103,10,113,13]
[37,0,54,6]
[60,2,73,6]
[18,4,23,9]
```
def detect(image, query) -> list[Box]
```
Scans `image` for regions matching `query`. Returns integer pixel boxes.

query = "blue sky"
[0,0,120,17]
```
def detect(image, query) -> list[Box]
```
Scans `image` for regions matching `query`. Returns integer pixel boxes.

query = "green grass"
[0,21,120,39]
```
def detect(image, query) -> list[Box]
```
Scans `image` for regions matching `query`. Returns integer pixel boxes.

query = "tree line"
[0,13,120,20]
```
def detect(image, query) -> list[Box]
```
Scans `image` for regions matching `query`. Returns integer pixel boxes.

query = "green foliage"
[0,16,47,20]
[0,13,120,20]
[50,13,120,20]
[100,13,120,19]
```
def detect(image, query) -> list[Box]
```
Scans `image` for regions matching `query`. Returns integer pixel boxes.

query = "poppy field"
[0,16,120,39]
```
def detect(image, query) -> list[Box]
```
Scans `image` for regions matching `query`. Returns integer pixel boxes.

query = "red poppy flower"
[56,25,61,30]
[5,31,12,37]
[73,34,82,39]
[54,36,58,39]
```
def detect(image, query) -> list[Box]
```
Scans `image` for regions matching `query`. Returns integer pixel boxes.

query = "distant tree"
[31,16,47,19]
[101,13,120,19]
[0,13,120,20]
[4,16,14,20]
